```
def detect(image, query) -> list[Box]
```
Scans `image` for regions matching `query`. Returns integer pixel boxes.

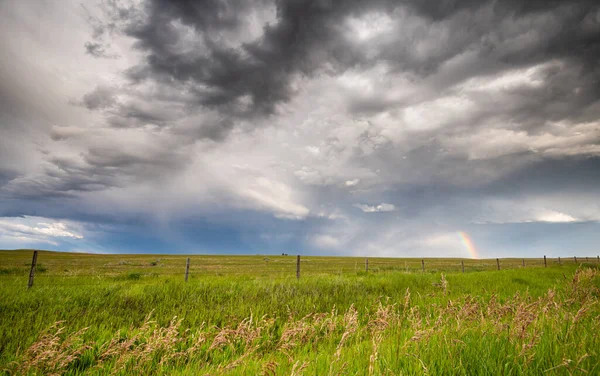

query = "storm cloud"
[0,0,599,256]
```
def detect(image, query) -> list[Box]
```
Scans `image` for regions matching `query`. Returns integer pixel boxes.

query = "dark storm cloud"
[82,145,180,170]
[384,156,600,214]
[1,156,123,200]
[0,168,17,187]
[171,115,235,142]
[84,0,600,143]
[1,136,189,201]
[412,0,600,71]
[68,0,600,225]
[504,65,600,131]
[482,4,600,119]
[483,156,600,196]
[81,86,117,109]
[84,41,119,59]
[107,102,175,127]
[84,0,386,137]
[350,1,600,118]
[120,0,365,116]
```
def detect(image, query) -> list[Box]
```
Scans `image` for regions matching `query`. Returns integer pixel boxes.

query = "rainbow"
[458,232,479,259]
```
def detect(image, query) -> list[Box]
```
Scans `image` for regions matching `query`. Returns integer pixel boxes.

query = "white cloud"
[345,12,395,42]
[469,199,596,225]
[354,203,396,213]
[316,210,347,221]
[0,216,84,246]
[35,222,83,238]
[238,177,310,219]
[535,210,579,223]
[458,62,550,92]
[402,94,475,131]
[442,121,600,161]
[345,178,360,187]
[294,166,329,186]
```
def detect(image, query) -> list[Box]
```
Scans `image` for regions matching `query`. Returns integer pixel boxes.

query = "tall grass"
[0,252,598,374]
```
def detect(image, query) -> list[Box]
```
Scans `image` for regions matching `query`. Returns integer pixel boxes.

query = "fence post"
[597,255,599,263]
[574,256,577,264]
[558,256,561,265]
[496,258,500,270]
[544,255,547,268]
[522,259,525,268]
[185,258,190,282]
[365,258,368,273]
[296,255,301,279]
[461,260,464,273]
[28,250,38,289]
[586,257,588,262]
[421,259,425,273]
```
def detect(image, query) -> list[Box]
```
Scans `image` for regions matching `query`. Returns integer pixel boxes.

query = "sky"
[1,0,599,258]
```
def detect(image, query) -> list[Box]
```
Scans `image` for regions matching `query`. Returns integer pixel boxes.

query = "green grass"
[1,250,599,375]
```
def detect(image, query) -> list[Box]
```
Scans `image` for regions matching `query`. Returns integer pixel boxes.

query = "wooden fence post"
[185,258,190,282]
[522,259,525,268]
[296,255,301,279]
[421,259,425,273]
[597,255,599,263]
[496,258,500,270]
[544,255,547,268]
[461,260,464,273]
[574,256,577,264]
[586,257,588,262]
[558,256,561,265]
[28,250,38,289]
[365,258,368,273]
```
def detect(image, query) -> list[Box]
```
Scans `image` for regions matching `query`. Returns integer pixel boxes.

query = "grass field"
[1,250,599,375]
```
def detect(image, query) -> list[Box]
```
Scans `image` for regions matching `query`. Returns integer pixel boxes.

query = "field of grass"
[1,250,599,375]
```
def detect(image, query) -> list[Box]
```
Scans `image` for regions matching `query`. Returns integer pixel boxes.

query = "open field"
[1,250,600,375]
[1,250,593,282]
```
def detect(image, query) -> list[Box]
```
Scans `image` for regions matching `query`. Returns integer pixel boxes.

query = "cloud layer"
[0,0,599,256]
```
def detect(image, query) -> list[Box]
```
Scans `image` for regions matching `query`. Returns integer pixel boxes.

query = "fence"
[1,250,599,288]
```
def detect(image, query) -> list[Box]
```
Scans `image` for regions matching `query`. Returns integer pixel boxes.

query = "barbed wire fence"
[4,251,600,288]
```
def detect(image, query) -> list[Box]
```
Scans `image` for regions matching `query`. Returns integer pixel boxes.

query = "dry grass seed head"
[432,274,449,295]
[407,306,422,330]
[219,344,259,371]
[184,323,207,355]
[279,314,318,355]
[511,301,539,340]
[94,314,187,374]
[17,322,90,376]
[369,302,395,334]
[290,360,310,376]
[572,301,596,324]
[261,360,279,376]
[568,268,599,303]
[457,297,481,324]
[334,305,359,359]
[368,333,383,376]
[209,315,266,352]
[404,288,411,311]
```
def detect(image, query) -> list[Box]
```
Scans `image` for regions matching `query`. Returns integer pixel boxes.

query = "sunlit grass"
[1,250,599,374]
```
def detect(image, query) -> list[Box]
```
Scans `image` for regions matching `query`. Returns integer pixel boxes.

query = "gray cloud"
[0,168,18,187]
[1,0,600,255]
[84,41,119,59]
[81,86,117,109]
[80,0,600,144]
